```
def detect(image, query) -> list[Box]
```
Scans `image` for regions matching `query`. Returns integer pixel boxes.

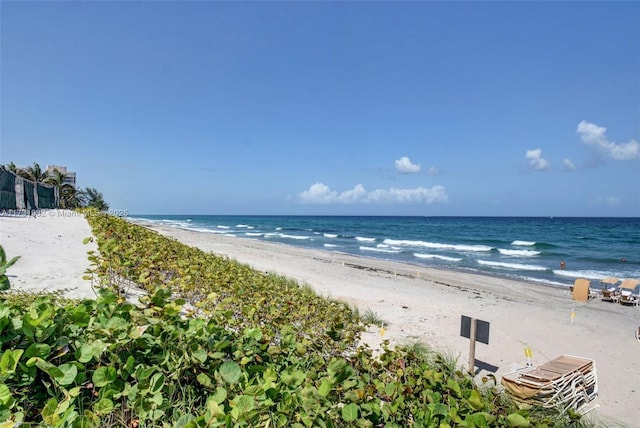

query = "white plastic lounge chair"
[618,279,639,306]
[599,277,620,302]
[501,355,598,414]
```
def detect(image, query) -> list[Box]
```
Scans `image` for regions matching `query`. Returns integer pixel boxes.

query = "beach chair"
[618,279,640,306]
[501,355,598,414]
[599,277,620,303]
[571,279,592,302]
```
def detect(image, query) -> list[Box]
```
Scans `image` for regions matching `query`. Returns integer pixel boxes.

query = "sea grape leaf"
[206,396,225,418]
[318,379,332,397]
[105,317,128,330]
[150,391,163,406]
[92,366,117,387]
[76,344,94,363]
[197,373,214,389]
[231,395,254,420]
[243,327,262,341]
[468,389,484,410]
[0,349,23,376]
[24,342,51,360]
[341,403,359,422]
[281,368,305,386]
[212,386,227,404]
[0,383,14,407]
[57,364,78,386]
[506,413,530,427]
[41,398,60,426]
[192,349,207,364]
[447,378,462,397]
[150,373,166,394]
[93,398,114,415]
[219,361,241,384]
[174,414,195,427]
[136,366,156,380]
[34,358,64,379]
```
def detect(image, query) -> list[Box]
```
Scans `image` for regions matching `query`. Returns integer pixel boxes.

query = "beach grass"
[360,308,386,327]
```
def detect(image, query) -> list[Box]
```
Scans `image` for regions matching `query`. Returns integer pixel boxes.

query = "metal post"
[468,318,477,374]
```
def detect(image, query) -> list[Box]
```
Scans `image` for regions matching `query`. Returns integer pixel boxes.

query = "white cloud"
[562,158,576,170]
[299,183,448,204]
[298,183,337,204]
[577,120,639,160]
[525,148,550,171]
[593,195,621,206]
[395,156,421,173]
[426,166,441,176]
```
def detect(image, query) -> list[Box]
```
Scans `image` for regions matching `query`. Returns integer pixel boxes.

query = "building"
[46,165,76,187]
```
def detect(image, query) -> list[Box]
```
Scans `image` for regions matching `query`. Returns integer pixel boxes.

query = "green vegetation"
[44,168,80,210]
[0,214,588,427]
[361,309,386,328]
[0,245,20,291]
[80,188,109,212]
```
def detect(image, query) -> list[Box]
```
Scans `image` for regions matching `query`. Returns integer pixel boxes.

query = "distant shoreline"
[130,215,640,290]
[132,218,571,291]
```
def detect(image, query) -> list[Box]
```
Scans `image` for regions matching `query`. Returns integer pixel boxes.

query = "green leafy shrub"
[0,245,20,291]
[83,214,363,358]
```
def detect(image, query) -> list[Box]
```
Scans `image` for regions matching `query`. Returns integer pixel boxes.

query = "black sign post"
[460,315,490,374]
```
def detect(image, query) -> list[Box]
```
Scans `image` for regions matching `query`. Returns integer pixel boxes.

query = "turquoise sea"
[130,216,640,290]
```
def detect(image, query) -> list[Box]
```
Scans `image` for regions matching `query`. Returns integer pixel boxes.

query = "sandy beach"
[1,214,638,427]
[1,212,97,299]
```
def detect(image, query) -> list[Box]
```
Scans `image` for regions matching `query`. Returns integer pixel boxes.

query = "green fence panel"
[24,180,36,210]
[37,183,57,209]
[0,170,17,210]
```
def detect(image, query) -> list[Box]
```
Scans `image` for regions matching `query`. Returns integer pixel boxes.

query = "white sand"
[1,214,637,426]
[0,211,98,299]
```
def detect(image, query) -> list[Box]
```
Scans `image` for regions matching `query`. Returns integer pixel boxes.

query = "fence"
[0,169,59,210]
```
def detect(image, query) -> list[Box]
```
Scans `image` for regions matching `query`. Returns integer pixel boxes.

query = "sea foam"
[512,240,536,246]
[477,260,548,271]
[552,269,622,280]
[359,246,401,254]
[413,253,462,262]
[498,249,541,257]
[384,239,492,252]
[278,233,312,240]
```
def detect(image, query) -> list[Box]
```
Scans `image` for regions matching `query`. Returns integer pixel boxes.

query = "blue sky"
[2,1,638,216]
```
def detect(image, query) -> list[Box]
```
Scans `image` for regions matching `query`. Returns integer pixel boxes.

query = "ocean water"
[130,215,640,290]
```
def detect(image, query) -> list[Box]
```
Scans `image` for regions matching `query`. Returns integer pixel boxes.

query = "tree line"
[2,162,109,211]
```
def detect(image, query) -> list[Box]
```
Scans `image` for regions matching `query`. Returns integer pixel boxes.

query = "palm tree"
[5,162,19,174]
[45,168,79,209]
[80,187,109,211]
[21,162,48,183]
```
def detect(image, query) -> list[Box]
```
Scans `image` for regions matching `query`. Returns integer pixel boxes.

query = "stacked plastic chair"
[501,355,598,413]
